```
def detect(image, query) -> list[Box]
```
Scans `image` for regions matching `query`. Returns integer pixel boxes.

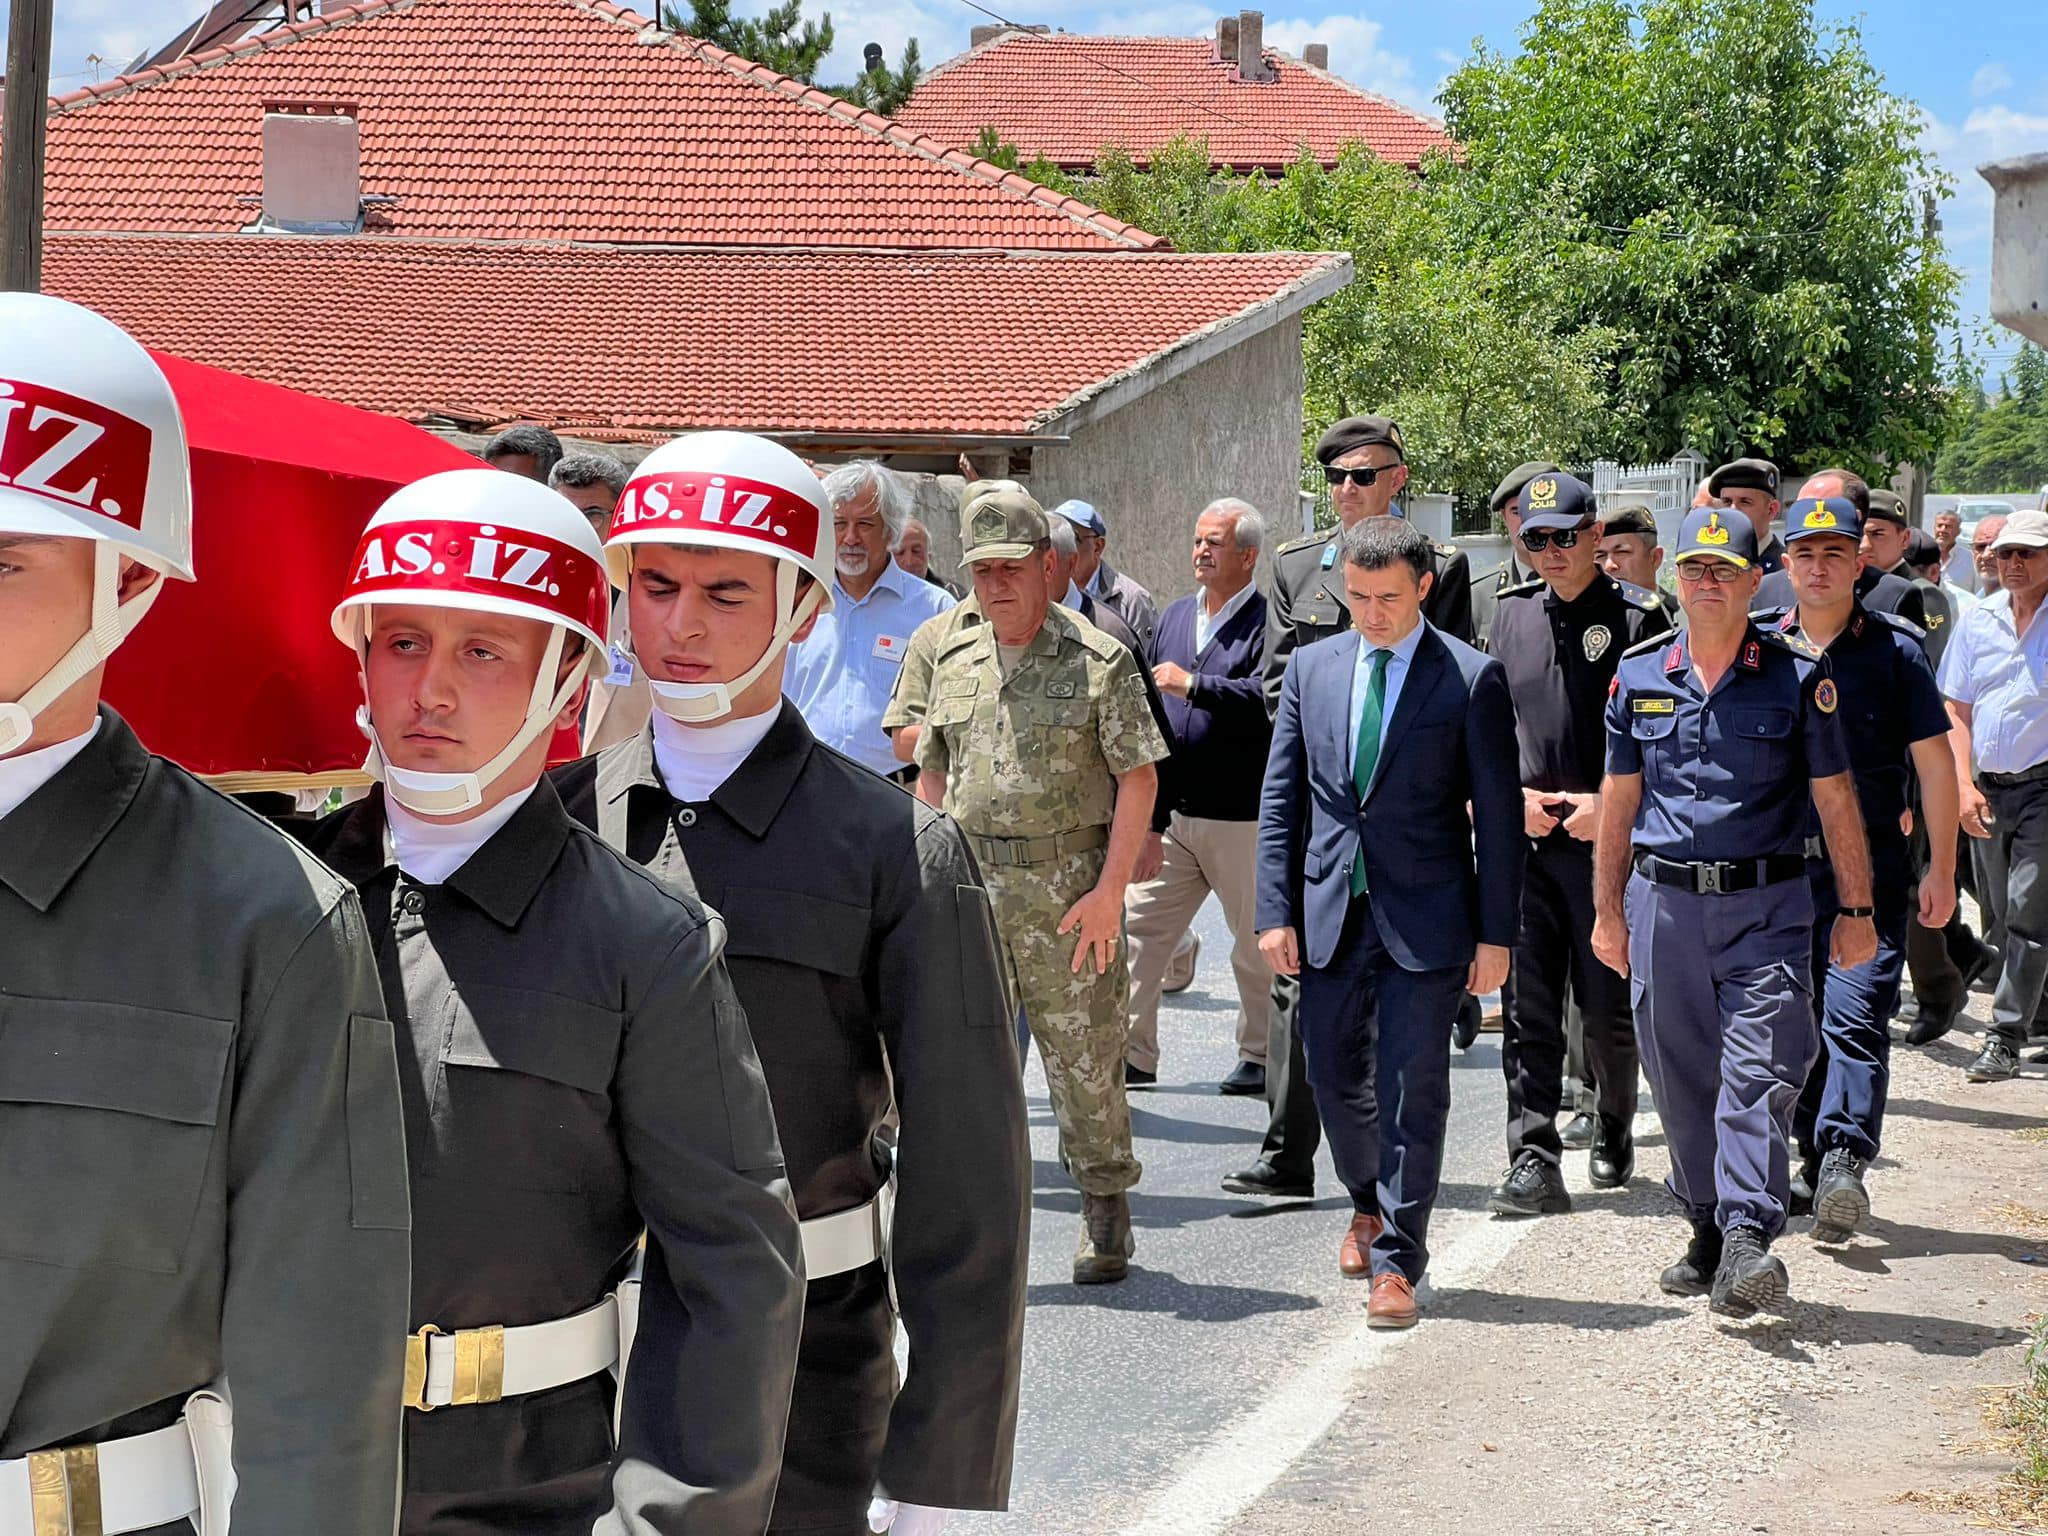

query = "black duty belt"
[968,824,1109,868]
[1980,763,2048,789]
[1633,851,1807,894]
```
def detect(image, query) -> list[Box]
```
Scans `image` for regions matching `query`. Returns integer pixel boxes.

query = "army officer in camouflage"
[916,485,1169,1284]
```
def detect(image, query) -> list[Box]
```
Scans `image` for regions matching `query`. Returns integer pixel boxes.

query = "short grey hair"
[822,461,911,549]
[549,451,629,499]
[1048,517,1078,557]
[482,424,563,477]
[1202,496,1265,552]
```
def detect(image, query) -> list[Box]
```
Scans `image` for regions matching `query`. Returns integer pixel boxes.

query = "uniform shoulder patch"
[1617,580,1663,612]
[1759,628,1823,661]
[1873,609,1929,641]
[1620,631,1673,659]
[1814,677,1839,714]
[1497,576,1545,600]
[1277,527,1336,556]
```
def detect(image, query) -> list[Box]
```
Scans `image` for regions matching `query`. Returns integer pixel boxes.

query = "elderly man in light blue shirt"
[787,461,957,778]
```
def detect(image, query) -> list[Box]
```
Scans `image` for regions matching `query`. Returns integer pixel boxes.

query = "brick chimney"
[1303,41,1328,69]
[1236,10,1269,81]
[261,104,361,232]
[1216,14,1238,62]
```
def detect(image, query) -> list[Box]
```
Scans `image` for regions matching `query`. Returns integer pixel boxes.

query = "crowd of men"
[4,292,2044,1536]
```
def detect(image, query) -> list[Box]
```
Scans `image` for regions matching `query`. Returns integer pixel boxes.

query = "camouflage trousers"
[983,847,1142,1197]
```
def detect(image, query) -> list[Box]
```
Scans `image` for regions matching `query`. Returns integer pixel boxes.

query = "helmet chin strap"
[647,562,823,725]
[0,543,164,758]
[359,622,591,817]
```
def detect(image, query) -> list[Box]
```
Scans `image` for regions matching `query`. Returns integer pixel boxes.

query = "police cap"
[1314,415,1405,466]
[1704,457,1781,498]
[1675,505,1759,568]
[1515,472,1596,532]
[1783,495,1862,545]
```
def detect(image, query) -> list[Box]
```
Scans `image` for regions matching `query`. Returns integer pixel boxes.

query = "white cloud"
[1971,61,2013,100]
[1262,13,1427,110]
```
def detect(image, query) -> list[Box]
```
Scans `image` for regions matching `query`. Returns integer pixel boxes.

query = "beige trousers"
[1123,812,1269,1072]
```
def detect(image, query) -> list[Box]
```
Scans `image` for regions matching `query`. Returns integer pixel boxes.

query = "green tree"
[665,0,835,80]
[1438,0,1961,478]
[839,39,922,115]
[1934,344,2048,493]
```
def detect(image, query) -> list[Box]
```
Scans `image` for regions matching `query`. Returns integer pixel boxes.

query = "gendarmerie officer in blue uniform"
[1755,496,1959,1242]
[1485,473,1669,1216]
[1592,505,1878,1318]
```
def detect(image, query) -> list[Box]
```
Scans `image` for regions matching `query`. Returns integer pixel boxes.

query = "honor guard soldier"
[302,470,805,1534]
[0,295,411,1534]
[556,433,1030,1536]
[1485,474,1669,1216]
[914,486,1168,1284]
[1593,505,1878,1318]
[1756,496,1958,1241]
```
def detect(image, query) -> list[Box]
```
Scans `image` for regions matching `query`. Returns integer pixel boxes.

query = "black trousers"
[1503,834,1637,1162]
[1903,822,1984,1017]
[770,1262,897,1536]
[1258,971,1322,1181]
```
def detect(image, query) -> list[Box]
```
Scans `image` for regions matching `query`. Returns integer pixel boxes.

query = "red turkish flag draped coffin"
[102,354,484,784]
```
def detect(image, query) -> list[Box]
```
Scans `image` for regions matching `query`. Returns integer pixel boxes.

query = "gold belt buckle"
[402,1322,506,1411]
[27,1445,102,1536]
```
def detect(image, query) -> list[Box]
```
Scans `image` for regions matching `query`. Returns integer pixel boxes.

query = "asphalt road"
[942,897,1544,1536]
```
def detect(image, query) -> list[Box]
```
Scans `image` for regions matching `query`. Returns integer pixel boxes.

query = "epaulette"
[1620,631,1674,660]
[1433,541,1461,560]
[1617,580,1664,612]
[1278,527,1335,556]
[1873,609,1929,641]
[1496,576,1545,599]
[1758,628,1823,661]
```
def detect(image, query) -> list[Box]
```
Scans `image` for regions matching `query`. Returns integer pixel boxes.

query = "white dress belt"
[0,1420,201,1536]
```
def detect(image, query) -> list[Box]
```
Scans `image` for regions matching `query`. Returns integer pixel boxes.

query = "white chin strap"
[359,622,591,817]
[646,563,824,725]
[0,543,165,758]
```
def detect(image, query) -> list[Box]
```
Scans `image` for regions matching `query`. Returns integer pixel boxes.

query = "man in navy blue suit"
[1256,516,1525,1328]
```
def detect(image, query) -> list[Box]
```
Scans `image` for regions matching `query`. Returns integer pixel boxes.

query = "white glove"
[866,1497,956,1535]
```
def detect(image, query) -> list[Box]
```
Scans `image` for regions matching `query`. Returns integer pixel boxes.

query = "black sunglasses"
[1323,463,1399,488]
[1519,522,1595,553]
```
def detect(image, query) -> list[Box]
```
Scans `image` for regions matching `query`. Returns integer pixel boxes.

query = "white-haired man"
[787,460,958,781]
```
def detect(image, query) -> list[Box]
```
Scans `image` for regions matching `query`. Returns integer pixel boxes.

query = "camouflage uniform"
[917,601,1167,1196]
[882,597,980,743]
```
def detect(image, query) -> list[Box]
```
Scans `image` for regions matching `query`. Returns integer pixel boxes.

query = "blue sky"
[19,0,2048,377]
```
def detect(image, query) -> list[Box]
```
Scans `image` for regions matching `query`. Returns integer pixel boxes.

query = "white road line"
[1114,1209,1541,1536]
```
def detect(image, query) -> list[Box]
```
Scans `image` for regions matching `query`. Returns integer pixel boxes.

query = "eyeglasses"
[1675,560,1748,586]
[1519,522,1594,553]
[1324,463,1398,488]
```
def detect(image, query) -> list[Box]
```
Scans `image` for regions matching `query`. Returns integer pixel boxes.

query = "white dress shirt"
[1347,618,1427,776]
[0,718,100,822]
[1193,579,1258,657]
[785,561,956,776]
[385,782,535,885]
[1938,590,2048,774]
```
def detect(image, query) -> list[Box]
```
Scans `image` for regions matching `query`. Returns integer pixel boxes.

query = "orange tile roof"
[42,0,1159,250]
[45,234,1348,440]
[896,32,1453,173]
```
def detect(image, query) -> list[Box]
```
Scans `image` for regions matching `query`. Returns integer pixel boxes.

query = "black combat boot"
[1710,1224,1788,1318]
[1658,1219,1721,1297]
[1811,1147,1869,1242]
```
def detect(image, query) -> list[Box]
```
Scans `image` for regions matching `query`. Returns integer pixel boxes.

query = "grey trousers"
[1977,774,2048,1050]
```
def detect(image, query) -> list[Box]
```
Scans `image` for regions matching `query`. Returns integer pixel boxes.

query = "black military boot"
[1588,1118,1635,1189]
[1073,1193,1135,1284]
[1487,1150,1571,1216]
[1710,1224,1788,1318]
[1659,1219,1721,1297]
[1811,1147,1870,1243]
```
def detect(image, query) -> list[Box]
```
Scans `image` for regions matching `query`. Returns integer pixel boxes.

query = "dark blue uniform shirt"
[1605,624,1851,861]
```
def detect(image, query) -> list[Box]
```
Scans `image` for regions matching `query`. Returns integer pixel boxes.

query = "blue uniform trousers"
[1625,872,1820,1240]
[1793,843,1911,1162]
[1296,896,1465,1281]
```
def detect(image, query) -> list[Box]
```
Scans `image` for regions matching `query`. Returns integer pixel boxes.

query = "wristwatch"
[1837,905,1874,919]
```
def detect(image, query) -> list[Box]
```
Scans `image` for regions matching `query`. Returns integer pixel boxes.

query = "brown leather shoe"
[1337,1212,1383,1278]
[1366,1272,1418,1329]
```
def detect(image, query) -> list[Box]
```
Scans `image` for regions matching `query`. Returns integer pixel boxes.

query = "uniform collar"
[1543,570,1616,609]
[1776,601,1874,647]
[324,780,571,929]
[0,705,150,913]
[600,699,814,840]
[1661,621,1768,680]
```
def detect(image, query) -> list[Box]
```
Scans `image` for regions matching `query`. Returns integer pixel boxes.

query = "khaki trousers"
[1123,812,1269,1072]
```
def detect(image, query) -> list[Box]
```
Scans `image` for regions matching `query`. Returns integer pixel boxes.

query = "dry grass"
[1985,1200,2048,1239]
[1899,1317,2048,1534]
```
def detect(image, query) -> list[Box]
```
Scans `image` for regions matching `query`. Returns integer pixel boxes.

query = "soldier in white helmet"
[0,296,411,1534]
[295,468,805,1534]
[555,432,1029,1536]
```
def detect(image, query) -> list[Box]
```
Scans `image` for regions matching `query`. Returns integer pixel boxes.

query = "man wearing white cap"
[0,295,410,1534]
[556,433,1029,1536]
[1940,507,2048,1082]
[300,469,805,1532]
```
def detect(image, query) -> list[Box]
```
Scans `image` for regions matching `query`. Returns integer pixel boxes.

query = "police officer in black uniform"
[1486,474,1669,1216]
[555,430,1030,1536]
[1222,414,1476,1200]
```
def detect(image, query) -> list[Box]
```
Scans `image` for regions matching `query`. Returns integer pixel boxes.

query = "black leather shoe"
[1811,1147,1869,1242]
[1965,940,2000,993]
[1453,994,1483,1051]
[1659,1220,1721,1296]
[1904,1005,1956,1046]
[1221,1161,1314,1199]
[1124,1062,1157,1089]
[1558,1110,1597,1150]
[1789,1153,1819,1216]
[1589,1124,1635,1188]
[1710,1225,1788,1318]
[1894,995,1922,1028]
[1218,1060,1266,1097]
[1488,1151,1572,1216]
[1967,1040,2021,1081]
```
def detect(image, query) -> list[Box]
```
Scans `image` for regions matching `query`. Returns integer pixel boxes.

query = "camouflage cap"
[960,483,1050,563]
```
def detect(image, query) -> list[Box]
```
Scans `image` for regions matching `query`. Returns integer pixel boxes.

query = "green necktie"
[1350,647,1390,897]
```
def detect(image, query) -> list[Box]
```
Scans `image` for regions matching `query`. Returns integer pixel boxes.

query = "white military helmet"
[333,468,609,816]
[606,430,833,723]
[0,294,195,755]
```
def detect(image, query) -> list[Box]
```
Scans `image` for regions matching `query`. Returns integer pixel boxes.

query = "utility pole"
[2,0,55,292]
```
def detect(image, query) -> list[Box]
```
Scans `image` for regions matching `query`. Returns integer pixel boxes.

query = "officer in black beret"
[1596,505,1681,627]
[1703,458,1788,573]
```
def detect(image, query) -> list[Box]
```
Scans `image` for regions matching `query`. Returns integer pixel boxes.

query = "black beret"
[1704,457,1780,497]
[1602,503,1657,537]
[1315,414,1405,466]
[1865,487,1909,526]
[1491,460,1560,515]
[1904,526,1941,567]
